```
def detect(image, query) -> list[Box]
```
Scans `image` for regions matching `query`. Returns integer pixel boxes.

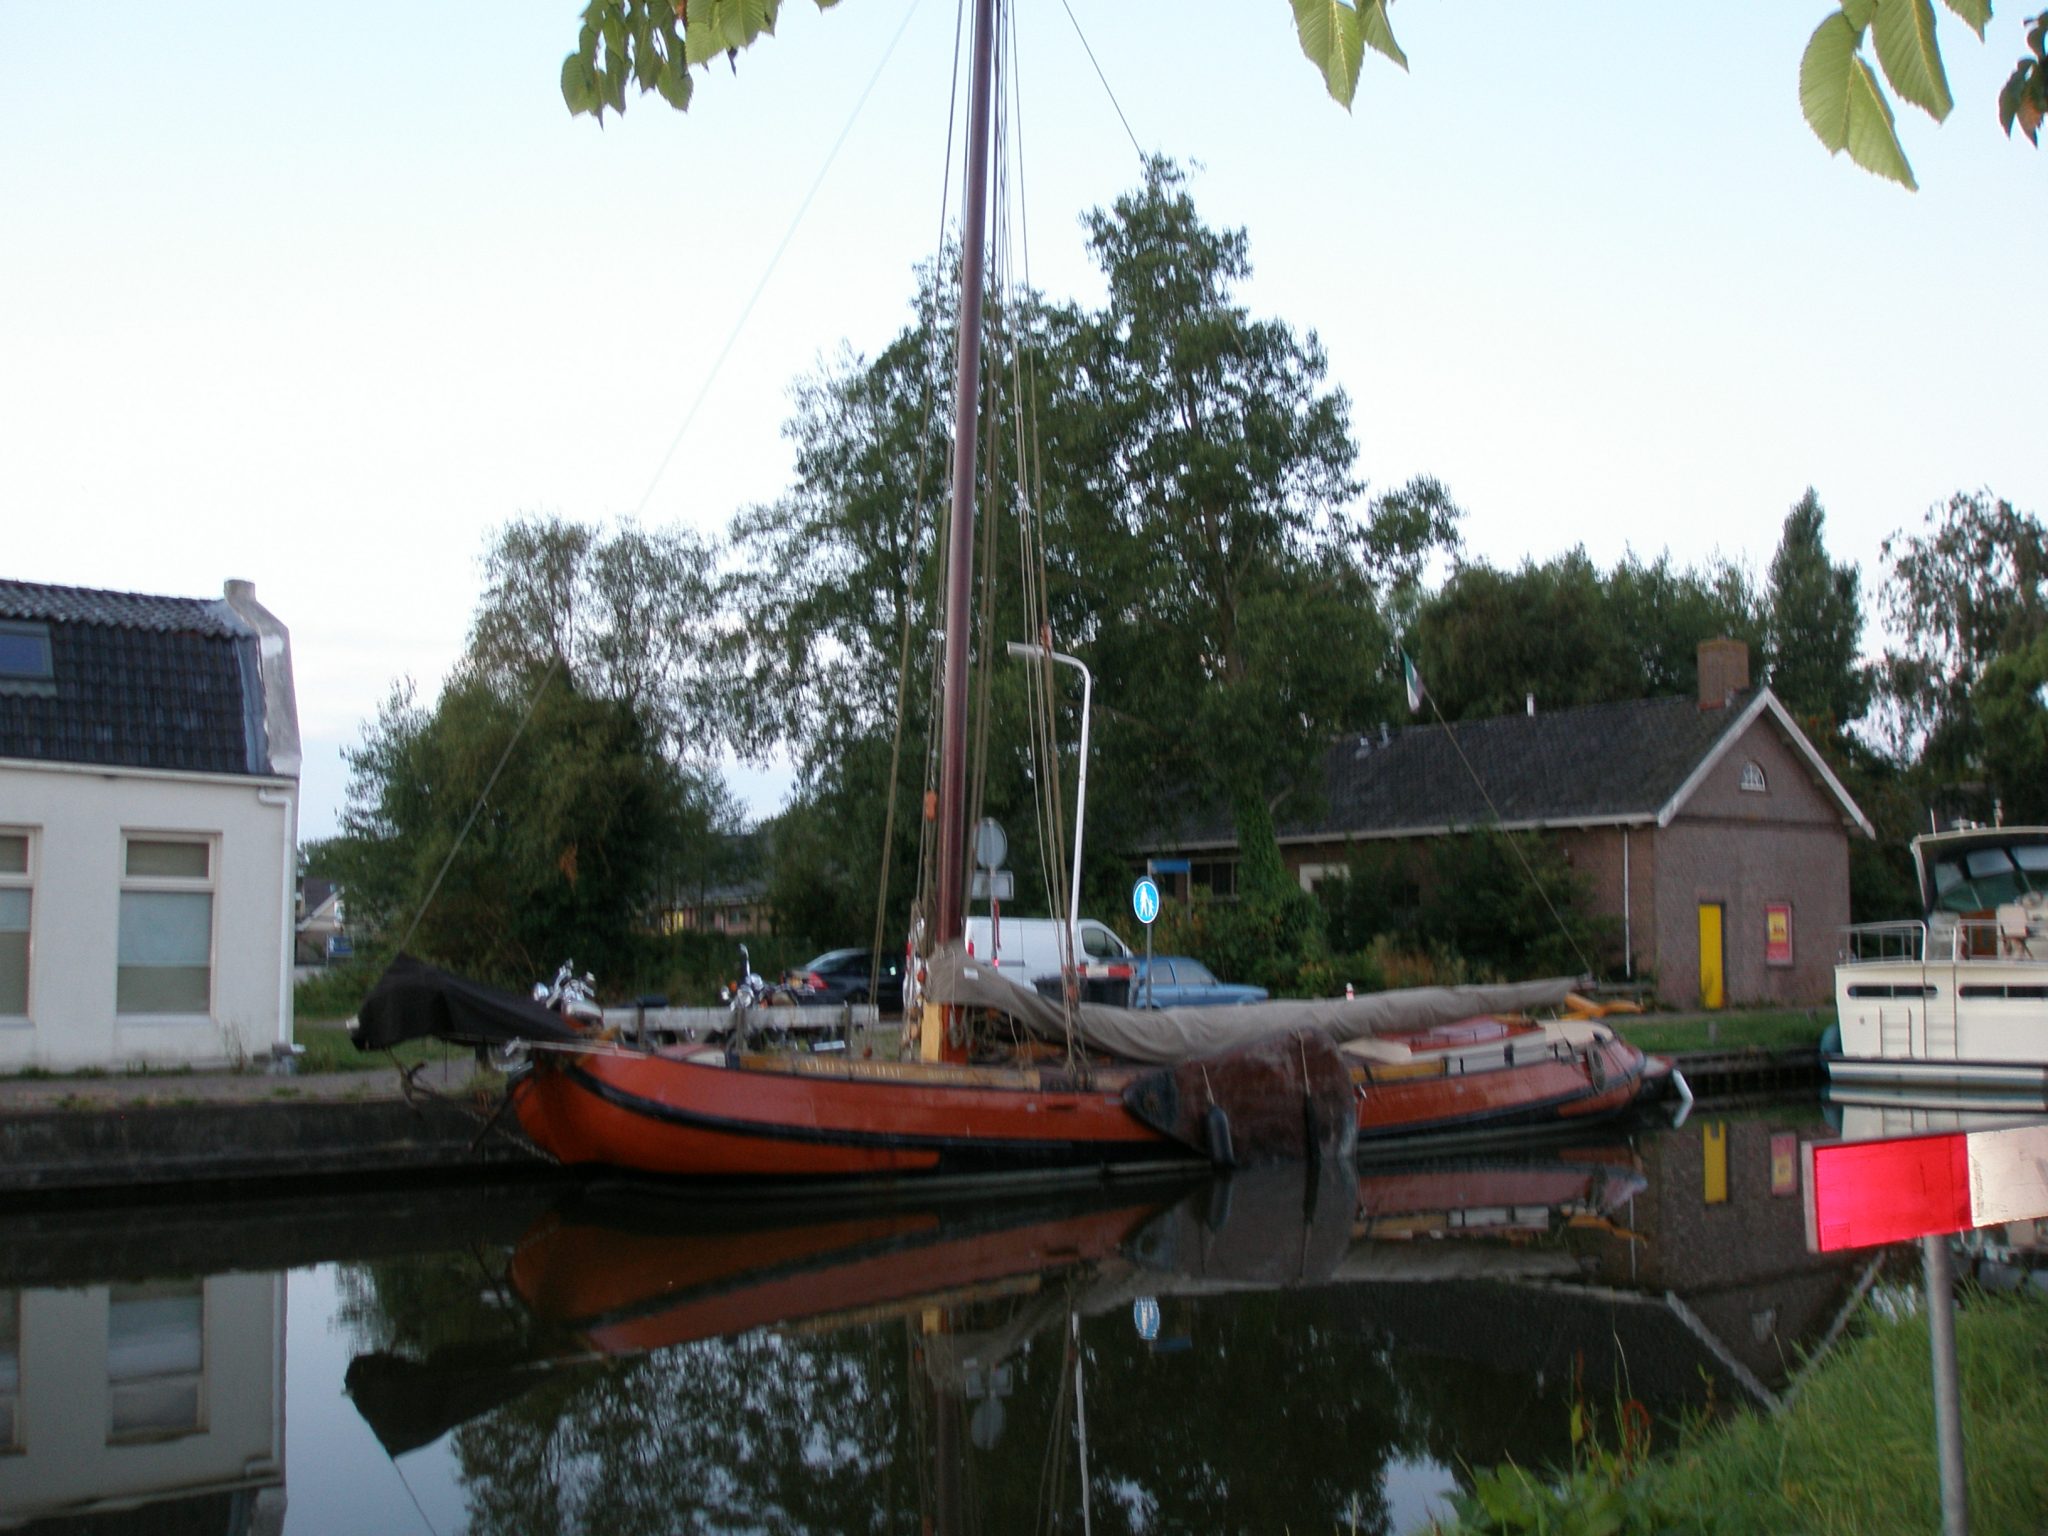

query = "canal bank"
[0,1042,1818,1202]
[0,1059,545,1202]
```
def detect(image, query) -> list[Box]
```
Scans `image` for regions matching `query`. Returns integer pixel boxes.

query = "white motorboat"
[1829,825,2048,1091]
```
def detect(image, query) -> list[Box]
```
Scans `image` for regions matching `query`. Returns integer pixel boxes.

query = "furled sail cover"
[352,952,587,1052]
[921,942,1578,1066]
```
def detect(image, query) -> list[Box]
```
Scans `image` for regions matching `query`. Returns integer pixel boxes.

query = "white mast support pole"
[934,0,998,951]
[1006,641,1093,957]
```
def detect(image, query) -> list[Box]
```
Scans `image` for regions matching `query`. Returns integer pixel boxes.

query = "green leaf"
[684,9,720,66]
[1292,0,1366,108]
[1358,0,1408,71]
[560,53,599,114]
[1801,12,1919,188]
[1872,0,1953,120]
[1842,0,1878,27]
[1939,0,1990,40]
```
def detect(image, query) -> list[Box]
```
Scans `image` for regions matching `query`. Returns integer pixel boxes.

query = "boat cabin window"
[1929,843,2048,914]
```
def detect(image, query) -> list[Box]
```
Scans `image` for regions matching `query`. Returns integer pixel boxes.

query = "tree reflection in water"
[331,1154,1747,1535]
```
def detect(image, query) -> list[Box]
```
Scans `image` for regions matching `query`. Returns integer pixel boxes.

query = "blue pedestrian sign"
[1132,876,1161,926]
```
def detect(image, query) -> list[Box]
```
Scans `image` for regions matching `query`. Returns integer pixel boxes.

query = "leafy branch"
[561,0,2039,189]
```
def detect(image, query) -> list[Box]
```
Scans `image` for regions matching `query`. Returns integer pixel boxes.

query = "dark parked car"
[1129,956,1268,1008]
[783,948,906,1013]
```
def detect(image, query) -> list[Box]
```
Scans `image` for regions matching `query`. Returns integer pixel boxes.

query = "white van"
[962,915,1131,982]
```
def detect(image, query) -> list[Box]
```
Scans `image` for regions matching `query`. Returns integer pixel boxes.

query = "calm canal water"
[2,1100,1928,1535]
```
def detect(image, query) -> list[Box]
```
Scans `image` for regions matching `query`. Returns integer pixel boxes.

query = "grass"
[1649,1286,2048,1534]
[293,1018,462,1075]
[1609,1008,1826,1055]
[1435,1286,2048,1535]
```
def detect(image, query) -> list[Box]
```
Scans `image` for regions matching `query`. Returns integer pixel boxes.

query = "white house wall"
[0,761,294,1072]
[0,1272,284,1525]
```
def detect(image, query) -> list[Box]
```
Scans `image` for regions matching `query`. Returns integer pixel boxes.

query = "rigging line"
[394,657,562,957]
[1054,0,1146,162]
[625,0,929,522]
[1419,690,1597,978]
[388,1449,444,1536]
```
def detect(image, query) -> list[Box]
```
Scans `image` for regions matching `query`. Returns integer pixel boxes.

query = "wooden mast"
[924,0,997,1064]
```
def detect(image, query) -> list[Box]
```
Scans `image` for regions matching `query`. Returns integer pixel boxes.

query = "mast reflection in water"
[0,1108,1882,1535]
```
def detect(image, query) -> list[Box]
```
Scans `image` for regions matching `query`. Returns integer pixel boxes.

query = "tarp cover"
[922,942,1577,1066]
[352,952,587,1052]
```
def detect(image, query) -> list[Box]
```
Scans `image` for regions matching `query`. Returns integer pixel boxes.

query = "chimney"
[1697,637,1749,710]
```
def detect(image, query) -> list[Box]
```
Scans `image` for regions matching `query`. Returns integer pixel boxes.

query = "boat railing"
[1839,920,1926,965]
[1839,917,2047,966]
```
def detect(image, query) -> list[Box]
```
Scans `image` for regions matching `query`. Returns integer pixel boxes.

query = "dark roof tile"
[1163,693,1759,846]
[0,580,264,775]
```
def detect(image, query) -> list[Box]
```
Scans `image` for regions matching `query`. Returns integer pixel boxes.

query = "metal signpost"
[974,818,1009,958]
[1805,1120,2048,1534]
[1131,875,1159,1008]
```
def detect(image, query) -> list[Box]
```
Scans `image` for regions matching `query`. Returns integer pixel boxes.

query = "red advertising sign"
[1764,902,1792,967]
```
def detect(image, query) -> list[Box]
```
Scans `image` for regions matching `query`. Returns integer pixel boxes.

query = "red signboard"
[1764,903,1792,966]
[1805,1124,2048,1252]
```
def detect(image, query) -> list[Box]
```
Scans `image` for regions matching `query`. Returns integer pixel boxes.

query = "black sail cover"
[352,953,587,1052]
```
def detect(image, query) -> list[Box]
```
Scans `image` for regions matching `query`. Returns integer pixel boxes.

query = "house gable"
[1654,691,1873,837]
[0,580,285,778]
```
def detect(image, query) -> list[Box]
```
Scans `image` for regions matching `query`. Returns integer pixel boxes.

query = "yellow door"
[1698,903,1725,1010]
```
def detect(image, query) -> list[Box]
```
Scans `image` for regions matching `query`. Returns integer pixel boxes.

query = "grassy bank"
[1609,1008,1826,1055]
[294,1019,461,1075]
[1436,1285,2048,1534]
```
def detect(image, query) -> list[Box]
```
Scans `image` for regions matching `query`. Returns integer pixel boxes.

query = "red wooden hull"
[510,1049,1181,1180]
[511,1197,1164,1354]
[1353,1035,1665,1145]
[506,1029,1669,1182]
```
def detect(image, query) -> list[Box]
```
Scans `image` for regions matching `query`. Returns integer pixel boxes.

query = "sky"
[5,2,2044,841]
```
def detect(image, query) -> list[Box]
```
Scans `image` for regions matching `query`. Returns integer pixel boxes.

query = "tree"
[1876,488,2048,780]
[1046,158,1392,841]
[723,163,1455,958]
[557,0,2044,189]
[1419,830,1614,980]
[467,514,724,765]
[327,675,725,985]
[1978,629,2048,822]
[325,517,739,985]
[1765,488,1871,730]
[1407,548,1764,722]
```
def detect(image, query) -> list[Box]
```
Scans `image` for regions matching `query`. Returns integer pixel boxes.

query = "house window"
[1295,863,1339,894]
[117,837,214,1016]
[1189,859,1239,899]
[0,1290,18,1454]
[1739,761,1767,793]
[0,833,28,1018]
[106,1280,205,1443]
[0,622,53,694]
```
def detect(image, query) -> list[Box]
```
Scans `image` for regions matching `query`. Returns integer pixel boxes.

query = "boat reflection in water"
[342,1151,1653,1533]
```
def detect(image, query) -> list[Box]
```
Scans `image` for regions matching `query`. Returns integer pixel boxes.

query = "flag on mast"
[1402,650,1427,715]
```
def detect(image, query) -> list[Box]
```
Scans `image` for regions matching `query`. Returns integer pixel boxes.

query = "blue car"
[1130,956,1268,1008]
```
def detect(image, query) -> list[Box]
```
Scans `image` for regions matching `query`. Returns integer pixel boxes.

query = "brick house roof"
[0,578,272,776]
[1154,689,1871,850]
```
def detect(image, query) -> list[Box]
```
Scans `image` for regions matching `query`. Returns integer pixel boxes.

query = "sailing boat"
[354,0,1679,1179]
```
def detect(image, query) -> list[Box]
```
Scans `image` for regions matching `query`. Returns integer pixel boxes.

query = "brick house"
[0,579,300,1070]
[1143,641,1871,1008]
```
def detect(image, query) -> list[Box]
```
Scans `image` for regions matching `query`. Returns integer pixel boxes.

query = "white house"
[0,579,300,1072]
[0,1273,286,1530]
